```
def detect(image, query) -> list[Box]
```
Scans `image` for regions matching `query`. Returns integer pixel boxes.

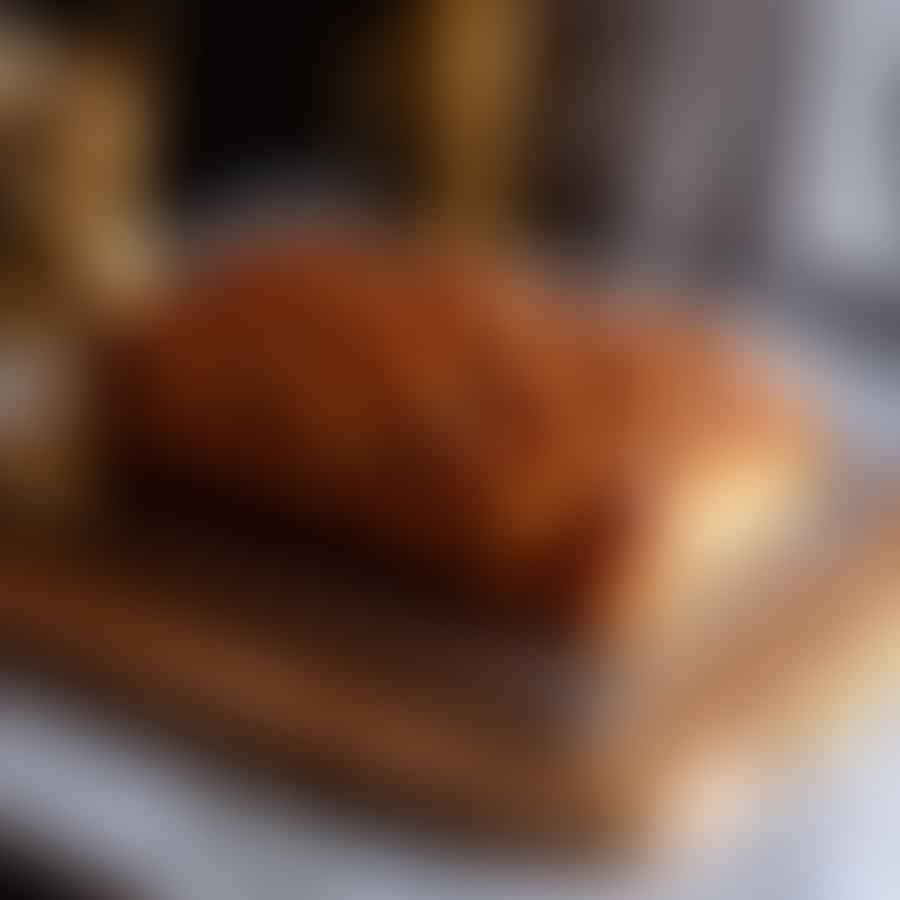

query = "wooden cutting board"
[1,500,899,854]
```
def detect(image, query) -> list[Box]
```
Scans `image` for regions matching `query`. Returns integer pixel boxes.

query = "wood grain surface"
[1,500,899,853]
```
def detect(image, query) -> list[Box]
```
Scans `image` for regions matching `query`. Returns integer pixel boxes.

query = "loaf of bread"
[106,230,822,659]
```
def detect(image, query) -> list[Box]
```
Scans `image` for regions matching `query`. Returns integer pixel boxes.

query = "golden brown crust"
[107,232,820,645]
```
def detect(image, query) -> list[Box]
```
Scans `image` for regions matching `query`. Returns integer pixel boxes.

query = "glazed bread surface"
[107,231,822,655]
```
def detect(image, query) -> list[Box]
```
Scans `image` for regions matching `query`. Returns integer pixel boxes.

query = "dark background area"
[9,0,647,247]
[12,1,403,200]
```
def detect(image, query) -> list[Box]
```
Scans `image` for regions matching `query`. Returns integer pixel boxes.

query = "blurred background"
[3,1,900,898]
[3,0,899,312]
[4,0,900,279]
